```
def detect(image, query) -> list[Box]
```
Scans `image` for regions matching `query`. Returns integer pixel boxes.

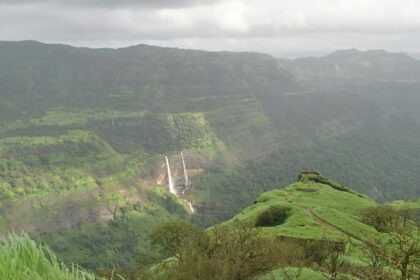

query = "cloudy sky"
[1,0,420,56]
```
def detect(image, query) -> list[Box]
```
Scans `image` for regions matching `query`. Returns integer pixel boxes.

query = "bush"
[361,206,399,233]
[147,221,307,280]
[255,206,290,227]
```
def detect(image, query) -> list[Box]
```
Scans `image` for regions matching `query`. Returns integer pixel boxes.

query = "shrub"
[147,221,307,280]
[255,206,290,227]
[361,206,399,233]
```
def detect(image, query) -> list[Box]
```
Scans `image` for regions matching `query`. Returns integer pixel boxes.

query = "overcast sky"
[1,0,420,57]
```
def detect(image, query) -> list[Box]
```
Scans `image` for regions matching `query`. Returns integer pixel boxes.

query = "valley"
[0,41,419,276]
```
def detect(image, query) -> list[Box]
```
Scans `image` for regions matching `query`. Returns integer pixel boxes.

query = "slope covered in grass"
[224,172,377,240]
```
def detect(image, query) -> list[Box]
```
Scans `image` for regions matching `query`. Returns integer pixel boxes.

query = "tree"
[149,219,202,261]
[147,221,306,280]
[361,206,400,233]
[322,239,347,280]
[359,217,420,280]
[389,224,420,280]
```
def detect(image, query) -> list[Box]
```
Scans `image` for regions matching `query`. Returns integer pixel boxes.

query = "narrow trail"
[301,207,364,242]
[302,207,343,234]
[285,190,363,241]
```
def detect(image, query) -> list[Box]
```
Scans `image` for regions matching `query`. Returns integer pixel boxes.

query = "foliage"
[358,219,420,279]
[146,221,306,280]
[149,219,202,260]
[41,189,187,273]
[255,206,290,227]
[361,206,401,232]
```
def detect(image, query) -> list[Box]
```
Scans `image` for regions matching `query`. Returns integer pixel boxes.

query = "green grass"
[0,234,99,280]
[387,198,420,209]
[223,178,377,241]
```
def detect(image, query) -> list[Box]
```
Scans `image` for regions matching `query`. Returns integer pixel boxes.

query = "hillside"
[2,173,419,279]
[223,172,377,241]
[1,41,420,272]
[287,49,420,82]
[142,173,420,280]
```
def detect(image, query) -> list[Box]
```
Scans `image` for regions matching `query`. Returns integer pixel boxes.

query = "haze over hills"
[0,41,420,273]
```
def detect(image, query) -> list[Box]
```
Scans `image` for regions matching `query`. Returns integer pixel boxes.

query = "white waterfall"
[181,152,189,187]
[165,156,176,195]
[165,154,195,214]
[188,202,195,214]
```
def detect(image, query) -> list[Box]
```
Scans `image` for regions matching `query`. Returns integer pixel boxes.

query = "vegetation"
[1,42,420,277]
[145,221,307,280]
[255,206,290,227]
[361,205,400,232]
[40,188,189,273]
[0,234,98,280]
[142,176,419,280]
[1,174,420,280]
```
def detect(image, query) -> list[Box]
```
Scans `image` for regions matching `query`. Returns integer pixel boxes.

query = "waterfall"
[165,154,195,214]
[165,156,176,195]
[181,152,189,187]
[188,202,195,214]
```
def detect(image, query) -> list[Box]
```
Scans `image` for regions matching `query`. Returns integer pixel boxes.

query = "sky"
[1,0,420,57]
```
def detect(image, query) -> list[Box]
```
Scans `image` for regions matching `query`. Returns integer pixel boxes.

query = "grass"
[387,198,420,209]
[223,178,377,241]
[0,233,99,280]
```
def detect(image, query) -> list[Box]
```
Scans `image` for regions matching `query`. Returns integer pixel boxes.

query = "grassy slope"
[219,174,415,280]
[217,173,420,279]
[223,174,377,241]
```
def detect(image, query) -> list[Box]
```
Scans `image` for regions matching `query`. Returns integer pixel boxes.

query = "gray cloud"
[0,0,420,54]
[0,0,217,9]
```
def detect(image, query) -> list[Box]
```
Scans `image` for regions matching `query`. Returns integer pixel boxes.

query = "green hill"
[143,173,420,280]
[223,172,377,241]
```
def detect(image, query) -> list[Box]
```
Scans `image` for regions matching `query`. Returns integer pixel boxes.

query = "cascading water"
[165,156,176,195]
[188,202,195,214]
[164,154,195,214]
[181,152,189,187]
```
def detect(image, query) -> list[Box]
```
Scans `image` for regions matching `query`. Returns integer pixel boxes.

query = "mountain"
[0,41,420,272]
[409,52,420,61]
[287,49,420,82]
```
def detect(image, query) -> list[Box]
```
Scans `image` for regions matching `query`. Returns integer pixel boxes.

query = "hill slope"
[145,173,420,280]
[223,172,377,241]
